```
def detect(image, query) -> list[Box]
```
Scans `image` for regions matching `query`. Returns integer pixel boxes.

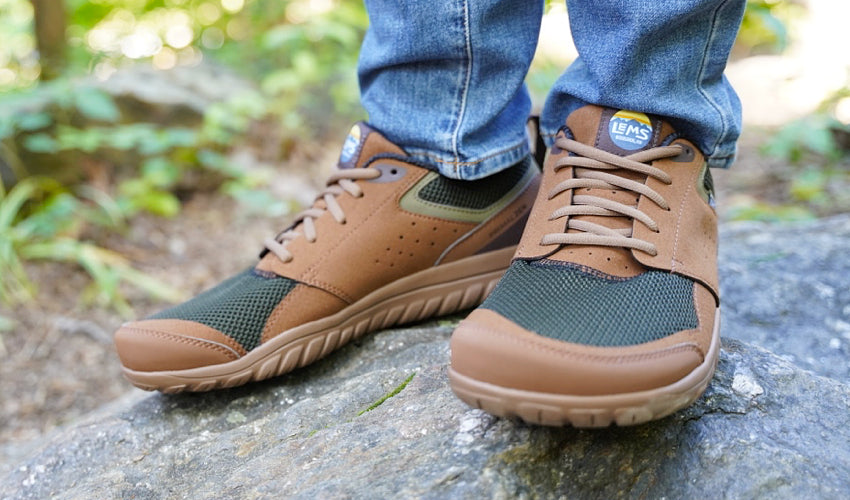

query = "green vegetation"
[358,372,417,416]
[0,177,183,318]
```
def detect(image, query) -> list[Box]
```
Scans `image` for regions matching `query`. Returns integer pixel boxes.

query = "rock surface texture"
[719,216,850,382]
[4,216,850,499]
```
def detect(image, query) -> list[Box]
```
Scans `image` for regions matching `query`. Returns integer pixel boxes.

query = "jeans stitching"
[451,0,474,175]
[409,139,527,167]
[695,0,732,160]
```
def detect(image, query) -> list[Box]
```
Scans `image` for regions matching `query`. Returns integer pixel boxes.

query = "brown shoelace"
[543,136,684,256]
[264,167,381,262]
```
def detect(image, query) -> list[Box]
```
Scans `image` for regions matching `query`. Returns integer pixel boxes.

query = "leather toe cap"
[450,309,705,396]
[114,319,247,372]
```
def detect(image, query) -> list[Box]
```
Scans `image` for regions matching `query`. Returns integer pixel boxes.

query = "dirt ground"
[0,127,812,469]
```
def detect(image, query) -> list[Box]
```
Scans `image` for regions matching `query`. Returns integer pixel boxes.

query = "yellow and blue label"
[340,125,362,164]
[608,110,653,151]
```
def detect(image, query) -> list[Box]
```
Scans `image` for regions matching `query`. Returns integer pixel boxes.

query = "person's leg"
[541,0,744,168]
[359,0,544,179]
[450,0,745,427]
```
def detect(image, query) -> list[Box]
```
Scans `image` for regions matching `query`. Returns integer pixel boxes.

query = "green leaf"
[74,87,121,123]
[57,126,104,153]
[23,134,59,153]
[75,185,126,228]
[136,190,181,218]
[789,169,828,202]
[16,112,53,132]
[197,149,238,175]
[0,177,59,231]
[141,157,181,187]
[14,192,80,238]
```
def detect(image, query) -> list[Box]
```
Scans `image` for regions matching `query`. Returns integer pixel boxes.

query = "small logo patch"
[340,125,362,163]
[608,110,653,151]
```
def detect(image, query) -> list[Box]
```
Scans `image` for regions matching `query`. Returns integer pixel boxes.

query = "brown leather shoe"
[449,106,720,427]
[114,123,540,392]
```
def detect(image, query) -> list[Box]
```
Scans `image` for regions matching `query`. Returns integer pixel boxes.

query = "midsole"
[129,246,515,379]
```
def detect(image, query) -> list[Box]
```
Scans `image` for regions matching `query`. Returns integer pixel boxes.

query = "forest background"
[1,0,848,468]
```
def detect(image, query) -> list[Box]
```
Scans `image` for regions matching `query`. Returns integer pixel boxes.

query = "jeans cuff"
[704,145,737,169]
[404,139,531,180]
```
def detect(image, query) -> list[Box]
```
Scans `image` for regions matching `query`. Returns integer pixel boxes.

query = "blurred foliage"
[726,81,850,222]
[752,96,850,220]
[737,0,805,55]
[0,176,182,328]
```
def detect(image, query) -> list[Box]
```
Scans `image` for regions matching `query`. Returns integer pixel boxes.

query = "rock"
[720,215,850,381]
[2,321,849,499]
[100,63,256,125]
[5,215,850,498]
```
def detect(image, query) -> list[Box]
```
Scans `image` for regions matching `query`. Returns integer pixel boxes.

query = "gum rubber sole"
[449,309,721,428]
[122,247,515,393]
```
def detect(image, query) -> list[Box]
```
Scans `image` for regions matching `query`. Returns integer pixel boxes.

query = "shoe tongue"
[337,122,407,169]
[567,105,669,155]
[552,105,675,277]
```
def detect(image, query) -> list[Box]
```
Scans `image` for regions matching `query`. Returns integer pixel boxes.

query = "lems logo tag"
[608,110,652,150]
[340,125,362,163]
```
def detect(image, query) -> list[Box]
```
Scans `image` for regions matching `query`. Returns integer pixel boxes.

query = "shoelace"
[264,167,381,262]
[543,136,684,256]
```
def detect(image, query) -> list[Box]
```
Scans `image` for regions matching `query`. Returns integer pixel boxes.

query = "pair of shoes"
[114,106,719,428]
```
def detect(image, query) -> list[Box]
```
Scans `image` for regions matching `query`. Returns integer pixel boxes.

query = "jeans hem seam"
[409,139,528,167]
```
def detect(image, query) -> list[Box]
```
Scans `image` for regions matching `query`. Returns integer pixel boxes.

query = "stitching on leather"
[670,172,691,273]
[301,168,423,284]
[262,284,303,343]
[123,327,242,360]
[462,321,702,364]
[301,278,353,305]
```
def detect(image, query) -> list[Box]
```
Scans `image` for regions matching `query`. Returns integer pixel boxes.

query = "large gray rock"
[2,324,849,499]
[5,215,850,499]
[720,215,850,381]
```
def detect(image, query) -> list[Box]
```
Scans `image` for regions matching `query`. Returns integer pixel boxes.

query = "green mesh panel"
[417,157,530,209]
[149,268,296,351]
[482,260,698,346]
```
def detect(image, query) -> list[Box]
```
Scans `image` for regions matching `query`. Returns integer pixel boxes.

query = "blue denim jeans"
[358,0,745,179]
